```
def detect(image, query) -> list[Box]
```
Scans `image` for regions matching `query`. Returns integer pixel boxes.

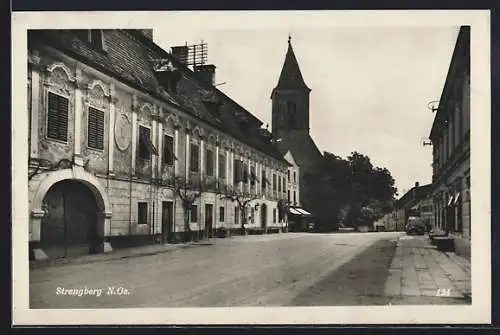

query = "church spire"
[273,36,310,92]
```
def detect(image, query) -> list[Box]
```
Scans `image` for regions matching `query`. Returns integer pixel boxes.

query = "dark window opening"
[206,148,214,176]
[219,153,226,179]
[250,166,258,185]
[138,126,158,160]
[163,134,175,165]
[190,205,198,222]
[190,143,200,172]
[89,30,104,50]
[219,206,225,222]
[138,202,148,225]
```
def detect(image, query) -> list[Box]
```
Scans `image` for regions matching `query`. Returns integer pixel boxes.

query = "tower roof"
[273,36,311,92]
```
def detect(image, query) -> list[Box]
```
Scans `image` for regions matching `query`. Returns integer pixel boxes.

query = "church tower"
[271,36,312,140]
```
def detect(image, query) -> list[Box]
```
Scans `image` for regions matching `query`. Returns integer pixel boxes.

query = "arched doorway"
[40,180,101,259]
[260,204,267,229]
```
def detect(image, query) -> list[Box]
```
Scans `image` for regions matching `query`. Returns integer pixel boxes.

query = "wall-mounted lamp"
[427,100,439,113]
[254,203,260,210]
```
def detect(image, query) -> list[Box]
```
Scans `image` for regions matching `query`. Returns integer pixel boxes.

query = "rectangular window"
[219,153,226,179]
[47,92,69,142]
[283,176,286,193]
[235,206,240,225]
[273,208,277,223]
[190,143,200,172]
[138,125,158,159]
[87,106,105,150]
[288,190,291,202]
[293,171,297,183]
[251,208,255,223]
[262,169,267,191]
[163,134,175,165]
[219,206,225,222]
[138,202,148,225]
[206,148,214,176]
[190,205,198,222]
[293,191,297,204]
[273,173,277,191]
[287,170,290,182]
[250,166,257,185]
[278,175,282,193]
[234,159,243,184]
[243,162,249,182]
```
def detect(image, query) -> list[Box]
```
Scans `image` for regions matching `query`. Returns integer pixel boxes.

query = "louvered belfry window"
[47,92,69,142]
[87,107,105,150]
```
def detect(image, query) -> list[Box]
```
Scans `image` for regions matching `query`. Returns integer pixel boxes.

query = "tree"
[307,151,398,231]
[220,186,259,235]
[174,175,203,242]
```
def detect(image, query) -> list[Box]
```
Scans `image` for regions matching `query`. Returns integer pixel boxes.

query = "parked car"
[405,217,425,235]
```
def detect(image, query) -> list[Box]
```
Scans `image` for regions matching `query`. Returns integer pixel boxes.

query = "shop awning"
[447,196,454,206]
[296,208,312,215]
[288,207,312,216]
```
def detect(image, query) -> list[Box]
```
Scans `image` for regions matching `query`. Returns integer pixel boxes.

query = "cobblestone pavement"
[383,235,471,304]
[30,232,398,308]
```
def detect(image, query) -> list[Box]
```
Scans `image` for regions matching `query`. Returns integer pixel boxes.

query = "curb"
[29,241,212,270]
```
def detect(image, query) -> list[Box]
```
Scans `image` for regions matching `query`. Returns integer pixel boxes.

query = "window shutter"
[47,92,68,141]
[57,95,69,141]
[88,107,104,150]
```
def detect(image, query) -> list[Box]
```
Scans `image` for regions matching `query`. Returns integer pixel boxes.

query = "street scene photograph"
[12,10,491,325]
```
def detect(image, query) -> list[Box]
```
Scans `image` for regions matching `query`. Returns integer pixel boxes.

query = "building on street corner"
[428,26,471,258]
[28,29,290,260]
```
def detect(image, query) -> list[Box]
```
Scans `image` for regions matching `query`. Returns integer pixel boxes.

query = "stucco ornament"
[114,110,131,152]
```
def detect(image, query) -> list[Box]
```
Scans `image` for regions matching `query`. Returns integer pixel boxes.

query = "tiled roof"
[396,184,432,209]
[274,133,323,168]
[29,29,288,165]
[273,39,310,92]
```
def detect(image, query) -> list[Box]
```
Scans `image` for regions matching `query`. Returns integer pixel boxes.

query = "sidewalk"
[29,239,215,270]
[384,234,471,303]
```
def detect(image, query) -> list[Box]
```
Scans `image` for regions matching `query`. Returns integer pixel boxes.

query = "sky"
[153,23,459,197]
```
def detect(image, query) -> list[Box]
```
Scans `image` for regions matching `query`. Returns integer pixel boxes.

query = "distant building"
[270,36,324,221]
[387,182,433,231]
[27,29,290,260]
[429,26,471,258]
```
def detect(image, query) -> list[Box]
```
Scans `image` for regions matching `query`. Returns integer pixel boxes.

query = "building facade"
[28,29,290,260]
[429,26,471,258]
[270,37,324,217]
[383,182,433,231]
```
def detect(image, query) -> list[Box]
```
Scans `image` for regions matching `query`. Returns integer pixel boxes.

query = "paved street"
[29,232,470,308]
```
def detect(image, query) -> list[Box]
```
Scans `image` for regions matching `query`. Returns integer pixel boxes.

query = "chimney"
[138,29,153,40]
[195,64,216,86]
[171,45,188,65]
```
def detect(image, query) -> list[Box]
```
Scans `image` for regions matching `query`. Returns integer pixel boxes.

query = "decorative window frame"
[43,63,76,144]
[84,80,110,152]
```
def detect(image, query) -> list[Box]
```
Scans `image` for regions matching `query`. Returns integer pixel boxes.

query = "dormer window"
[89,30,104,50]
[238,120,250,135]
[73,29,105,51]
